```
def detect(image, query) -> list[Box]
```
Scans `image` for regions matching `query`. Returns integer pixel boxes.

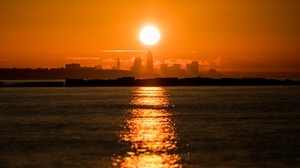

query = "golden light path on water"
[113,87,181,168]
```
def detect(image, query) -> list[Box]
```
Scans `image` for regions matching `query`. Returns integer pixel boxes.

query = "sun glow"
[139,26,160,45]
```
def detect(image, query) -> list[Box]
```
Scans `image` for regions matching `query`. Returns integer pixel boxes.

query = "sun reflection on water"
[113,87,181,168]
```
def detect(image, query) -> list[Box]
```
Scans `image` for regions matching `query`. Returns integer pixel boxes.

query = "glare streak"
[101,50,146,53]
[113,87,181,168]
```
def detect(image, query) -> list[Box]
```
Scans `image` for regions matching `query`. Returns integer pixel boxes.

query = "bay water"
[0,86,299,167]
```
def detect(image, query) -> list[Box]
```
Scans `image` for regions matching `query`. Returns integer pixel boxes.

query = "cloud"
[102,57,135,65]
[66,57,100,60]
[199,60,211,67]
[101,50,146,53]
[164,59,194,66]
[120,58,135,63]
[153,59,161,66]
[102,58,116,63]
[188,50,197,54]
[214,57,222,66]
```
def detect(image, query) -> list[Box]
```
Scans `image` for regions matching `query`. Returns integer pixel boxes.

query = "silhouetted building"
[117,56,120,70]
[131,57,142,74]
[160,64,168,75]
[170,64,181,73]
[81,66,96,70]
[95,65,102,70]
[207,68,223,78]
[208,68,217,74]
[186,61,199,76]
[147,50,153,73]
[163,64,182,77]
[65,63,80,70]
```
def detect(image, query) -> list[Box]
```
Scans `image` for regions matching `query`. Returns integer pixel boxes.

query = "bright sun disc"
[139,26,160,45]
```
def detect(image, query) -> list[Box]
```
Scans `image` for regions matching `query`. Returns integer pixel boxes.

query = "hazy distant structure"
[170,64,181,73]
[147,50,153,74]
[160,64,168,75]
[162,64,182,77]
[81,66,96,70]
[95,65,102,70]
[65,63,80,70]
[207,68,222,78]
[131,57,142,74]
[117,56,120,70]
[186,61,199,76]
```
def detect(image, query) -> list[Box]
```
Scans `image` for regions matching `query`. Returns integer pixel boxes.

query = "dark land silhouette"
[1,77,299,87]
[64,77,298,87]
[1,67,299,87]
[0,68,139,80]
[1,68,300,80]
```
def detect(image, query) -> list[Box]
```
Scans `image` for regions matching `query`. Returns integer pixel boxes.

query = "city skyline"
[1,48,299,79]
[64,51,201,77]
[0,1,300,75]
[59,51,203,74]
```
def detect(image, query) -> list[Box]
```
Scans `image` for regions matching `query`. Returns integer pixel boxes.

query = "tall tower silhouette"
[117,56,120,70]
[147,50,153,73]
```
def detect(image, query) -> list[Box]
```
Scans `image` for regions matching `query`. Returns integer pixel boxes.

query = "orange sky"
[0,0,299,72]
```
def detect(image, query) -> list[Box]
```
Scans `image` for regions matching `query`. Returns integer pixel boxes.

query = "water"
[0,86,299,167]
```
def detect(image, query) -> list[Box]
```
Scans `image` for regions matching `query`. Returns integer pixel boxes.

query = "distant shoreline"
[1,77,299,87]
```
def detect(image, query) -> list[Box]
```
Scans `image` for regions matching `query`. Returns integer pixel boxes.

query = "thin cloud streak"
[101,50,146,53]
[66,57,100,60]
[102,58,116,63]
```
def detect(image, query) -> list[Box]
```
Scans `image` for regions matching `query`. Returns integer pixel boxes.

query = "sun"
[139,26,160,46]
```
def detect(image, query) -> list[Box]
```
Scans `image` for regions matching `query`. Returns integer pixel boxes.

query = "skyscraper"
[131,57,142,74]
[186,61,199,76]
[160,63,168,76]
[147,50,153,74]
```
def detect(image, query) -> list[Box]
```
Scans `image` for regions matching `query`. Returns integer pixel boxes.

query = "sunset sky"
[0,0,299,72]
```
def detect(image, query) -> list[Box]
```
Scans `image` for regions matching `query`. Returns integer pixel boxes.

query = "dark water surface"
[0,86,299,167]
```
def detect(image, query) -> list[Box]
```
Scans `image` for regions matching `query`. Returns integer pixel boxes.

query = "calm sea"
[0,86,299,167]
